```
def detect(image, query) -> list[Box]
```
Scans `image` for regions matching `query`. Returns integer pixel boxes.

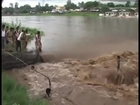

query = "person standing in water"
[2,25,6,49]
[35,31,42,52]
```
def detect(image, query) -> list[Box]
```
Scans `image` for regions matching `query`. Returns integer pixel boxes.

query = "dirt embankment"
[7,51,138,105]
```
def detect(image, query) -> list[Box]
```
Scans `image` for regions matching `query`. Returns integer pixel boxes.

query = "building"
[119,12,129,17]
[134,12,138,18]
[55,6,66,12]
[99,13,104,17]
[105,12,117,17]
[118,11,135,17]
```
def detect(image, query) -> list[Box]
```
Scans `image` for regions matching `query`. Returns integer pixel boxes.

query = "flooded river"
[2,16,138,59]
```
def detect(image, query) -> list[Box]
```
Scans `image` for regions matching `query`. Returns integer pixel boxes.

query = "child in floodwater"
[117,56,122,72]
[35,31,42,52]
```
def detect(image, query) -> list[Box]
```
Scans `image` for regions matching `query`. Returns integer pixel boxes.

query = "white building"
[105,12,117,17]
[54,6,66,13]
[135,12,138,18]
[99,13,104,17]
[119,12,130,17]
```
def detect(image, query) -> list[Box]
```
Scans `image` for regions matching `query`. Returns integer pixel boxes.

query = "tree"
[78,1,85,8]
[125,1,131,7]
[14,2,19,13]
[65,0,71,10]
[38,2,41,7]
[133,0,138,7]
[93,1,99,7]
[18,4,32,13]
[50,5,55,10]
[34,2,42,12]
[44,4,54,11]
[84,1,94,10]
[71,3,78,9]
[84,1,99,10]
[2,7,14,14]
[101,5,109,13]
[6,3,14,14]
[44,3,49,11]
[9,3,14,8]
[115,4,124,7]
[15,2,18,8]
[107,2,115,7]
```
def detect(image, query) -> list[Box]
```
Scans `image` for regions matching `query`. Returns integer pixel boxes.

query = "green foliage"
[2,20,44,41]
[2,0,137,15]
[107,2,115,7]
[133,0,138,7]
[2,73,48,105]
[78,2,85,8]
[115,4,125,7]
[125,1,131,7]
[101,5,110,13]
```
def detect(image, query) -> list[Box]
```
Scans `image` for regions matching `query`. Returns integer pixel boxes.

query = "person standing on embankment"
[1,25,6,49]
[6,27,15,50]
[14,26,20,47]
[35,31,42,52]
[16,30,25,52]
[24,29,30,50]
[7,27,14,44]
[20,30,27,51]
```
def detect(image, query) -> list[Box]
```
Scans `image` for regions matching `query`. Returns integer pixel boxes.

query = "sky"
[2,0,135,7]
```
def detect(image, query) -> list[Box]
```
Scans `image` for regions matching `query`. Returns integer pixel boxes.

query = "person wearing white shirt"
[16,30,24,52]
[2,25,6,49]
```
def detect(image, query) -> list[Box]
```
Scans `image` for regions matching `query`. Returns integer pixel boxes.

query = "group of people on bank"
[1,24,42,52]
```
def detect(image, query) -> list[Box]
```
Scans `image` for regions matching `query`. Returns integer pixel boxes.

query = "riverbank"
[3,22,44,41]
[2,73,49,105]
[2,23,48,105]
[3,12,99,17]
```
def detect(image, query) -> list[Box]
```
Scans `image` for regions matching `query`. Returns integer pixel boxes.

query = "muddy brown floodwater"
[7,51,138,105]
[3,16,138,105]
[2,16,138,59]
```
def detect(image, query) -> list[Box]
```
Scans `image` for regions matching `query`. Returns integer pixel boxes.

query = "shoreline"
[2,23,49,105]
[2,12,99,17]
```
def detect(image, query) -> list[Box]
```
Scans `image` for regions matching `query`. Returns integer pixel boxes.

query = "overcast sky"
[2,0,135,7]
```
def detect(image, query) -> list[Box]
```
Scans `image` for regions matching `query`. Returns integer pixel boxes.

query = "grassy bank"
[2,21,44,41]
[2,21,48,104]
[2,73,48,105]
[3,12,99,17]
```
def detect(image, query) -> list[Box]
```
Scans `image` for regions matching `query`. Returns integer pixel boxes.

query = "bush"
[2,73,48,105]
